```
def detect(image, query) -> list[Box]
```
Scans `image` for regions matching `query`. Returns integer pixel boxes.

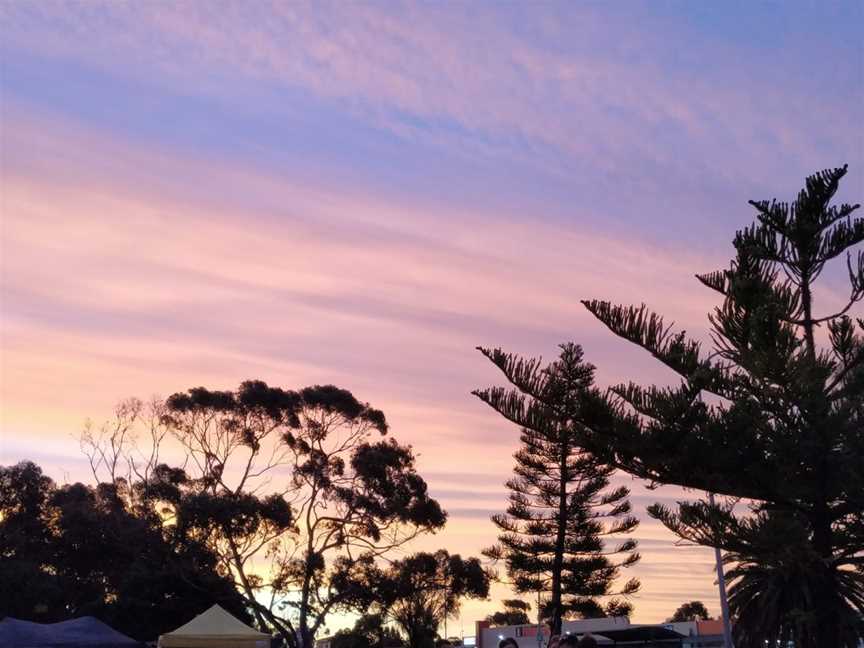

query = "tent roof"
[0,616,142,648]
[161,606,269,639]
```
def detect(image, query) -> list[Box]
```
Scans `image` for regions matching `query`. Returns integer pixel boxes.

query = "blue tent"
[0,616,143,648]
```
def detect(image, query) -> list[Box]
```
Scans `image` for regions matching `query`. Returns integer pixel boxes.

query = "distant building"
[472,616,725,648]
[315,617,726,648]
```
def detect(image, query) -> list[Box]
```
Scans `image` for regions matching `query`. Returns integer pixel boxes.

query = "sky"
[1,0,862,627]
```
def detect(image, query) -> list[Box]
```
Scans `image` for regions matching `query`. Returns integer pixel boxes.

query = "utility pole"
[536,589,543,648]
[444,586,449,641]
[708,492,734,648]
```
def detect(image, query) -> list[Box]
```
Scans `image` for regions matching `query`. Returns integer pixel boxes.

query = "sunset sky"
[1,0,862,627]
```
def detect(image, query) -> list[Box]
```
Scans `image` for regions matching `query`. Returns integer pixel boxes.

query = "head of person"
[576,635,597,648]
[557,635,579,648]
[546,634,560,648]
[498,638,518,648]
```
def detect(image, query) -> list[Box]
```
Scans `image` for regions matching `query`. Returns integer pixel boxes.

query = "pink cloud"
[2,3,858,625]
[0,109,731,622]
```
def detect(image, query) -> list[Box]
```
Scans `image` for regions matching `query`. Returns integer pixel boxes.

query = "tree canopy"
[80,380,447,648]
[486,599,532,626]
[567,166,864,646]
[370,550,490,648]
[667,601,710,623]
[0,461,248,641]
[329,614,404,648]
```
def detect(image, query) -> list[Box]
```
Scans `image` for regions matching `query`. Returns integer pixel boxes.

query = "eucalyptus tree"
[667,600,710,623]
[0,461,247,640]
[374,550,491,648]
[83,381,446,648]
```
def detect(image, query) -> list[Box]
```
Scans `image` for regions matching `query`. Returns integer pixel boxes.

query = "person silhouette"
[557,635,578,648]
[577,635,597,648]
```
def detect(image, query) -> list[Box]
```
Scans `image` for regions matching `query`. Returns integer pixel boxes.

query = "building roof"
[695,620,724,636]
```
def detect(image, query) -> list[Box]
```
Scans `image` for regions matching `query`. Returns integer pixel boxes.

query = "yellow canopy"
[158,604,271,648]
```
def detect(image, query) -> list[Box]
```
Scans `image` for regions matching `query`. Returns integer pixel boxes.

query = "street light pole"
[708,492,734,648]
[537,589,543,648]
[444,586,448,641]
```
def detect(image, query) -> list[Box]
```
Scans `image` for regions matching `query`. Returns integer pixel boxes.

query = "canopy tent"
[158,605,270,648]
[0,616,143,648]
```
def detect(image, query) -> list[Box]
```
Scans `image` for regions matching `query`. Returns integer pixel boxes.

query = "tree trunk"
[224,530,296,647]
[810,511,841,648]
[549,440,568,635]
[799,272,844,647]
[226,532,269,629]
[300,627,315,648]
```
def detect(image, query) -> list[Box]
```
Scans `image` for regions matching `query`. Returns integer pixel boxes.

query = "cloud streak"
[2,1,861,624]
[0,109,728,621]
[2,2,860,238]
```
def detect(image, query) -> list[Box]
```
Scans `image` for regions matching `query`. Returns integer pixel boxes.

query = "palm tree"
[725,510,864,648]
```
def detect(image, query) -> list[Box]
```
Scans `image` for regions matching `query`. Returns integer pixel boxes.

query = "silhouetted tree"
[667,600,710,623]
[0,461,65,622]
[331,629,374,648]
[332,617,405,648]
[474,344,640,634]
[486,599,532,626]
[564,166,864,646]
[370,551,490,648]
[0,461,247,641]
[84,381,446,648]
[720,509,864,647]
[339,614,404,648]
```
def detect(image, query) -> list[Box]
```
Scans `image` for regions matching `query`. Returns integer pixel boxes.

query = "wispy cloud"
[1,109,726,620]
[2,1,861,624]
[2,2,860,224]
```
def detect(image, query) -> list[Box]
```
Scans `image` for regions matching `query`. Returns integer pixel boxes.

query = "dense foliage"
[0,461,248,641]
[486,599,532,626]
[325,550,489,648]
[667,601,710,623]
[360,550,490,648]
[474,344,640,633]
[568,166,864,646]
[79,380,446,648]
[329,615,403,648]
[391,551,489,648]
